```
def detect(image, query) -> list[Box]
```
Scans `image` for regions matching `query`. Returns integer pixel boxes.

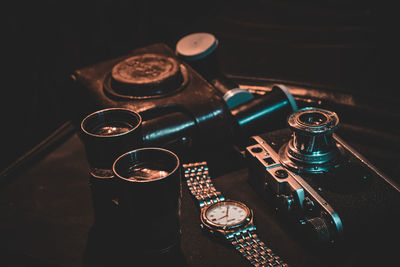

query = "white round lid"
[176,32,218,61]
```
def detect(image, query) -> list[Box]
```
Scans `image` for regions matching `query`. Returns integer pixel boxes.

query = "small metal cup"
[80,108,142,177]
[80,108,142,226]
[113,147,181,254]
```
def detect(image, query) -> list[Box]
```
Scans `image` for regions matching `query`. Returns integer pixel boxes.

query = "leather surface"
[1,132,398,267]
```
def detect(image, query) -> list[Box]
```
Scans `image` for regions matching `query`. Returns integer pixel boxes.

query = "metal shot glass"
[80,108,142,177]
[113,147,182,254]
[80,108,142,225]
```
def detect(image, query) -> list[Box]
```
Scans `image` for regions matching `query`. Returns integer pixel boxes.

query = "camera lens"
[82,108,141,138]
[288,107,338,136]
[113,147,181,253]
[113,148,178,182]
[124,162,169,181]
[279,107,343,173]
[298,111,328,126]
[90,121,134,136]
[80,108,142,176]
[80,108,143,229]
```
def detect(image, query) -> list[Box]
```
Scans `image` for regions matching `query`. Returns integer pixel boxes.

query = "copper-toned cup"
[80,108,142,225]
[113,147,181,254]
[81,108,142,177]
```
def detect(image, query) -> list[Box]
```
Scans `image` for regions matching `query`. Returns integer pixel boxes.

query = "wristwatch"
[183,161,288,267]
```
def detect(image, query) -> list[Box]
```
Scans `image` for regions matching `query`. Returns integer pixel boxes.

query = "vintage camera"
[246,107,400,244]
[71,41,297,157]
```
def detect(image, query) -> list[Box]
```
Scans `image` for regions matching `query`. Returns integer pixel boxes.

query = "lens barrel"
[80,108,142,176]
[231,85,298,140]
[113,147,182,254]
[279,107,344,173]
[80,108,142,228]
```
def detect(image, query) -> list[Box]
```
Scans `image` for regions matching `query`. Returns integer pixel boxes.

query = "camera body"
[246,108,400,244]
[72,43,233,154]
[72,42,296,157]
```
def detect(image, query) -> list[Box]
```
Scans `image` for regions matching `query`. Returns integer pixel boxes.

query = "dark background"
[2,0,398,172]
[2,1,400,267]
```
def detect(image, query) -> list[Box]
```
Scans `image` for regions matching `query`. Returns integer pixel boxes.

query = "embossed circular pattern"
[112,54,179,85]
[104,53,188,99]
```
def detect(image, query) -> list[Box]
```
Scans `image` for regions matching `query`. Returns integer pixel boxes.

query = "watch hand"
[217,214,228,220]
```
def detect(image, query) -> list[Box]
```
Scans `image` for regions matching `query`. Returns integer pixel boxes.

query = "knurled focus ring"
[288,107,339,135]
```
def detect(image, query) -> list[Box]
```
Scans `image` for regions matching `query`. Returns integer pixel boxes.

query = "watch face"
[203,200,250,228]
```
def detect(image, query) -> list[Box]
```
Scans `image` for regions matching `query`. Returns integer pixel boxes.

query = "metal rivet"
[274,169,288,179]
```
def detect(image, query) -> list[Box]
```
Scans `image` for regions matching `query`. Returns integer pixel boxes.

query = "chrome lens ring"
[288,107,339,136]
[280,107,343,173]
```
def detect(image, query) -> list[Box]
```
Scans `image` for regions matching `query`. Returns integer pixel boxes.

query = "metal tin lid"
[176,32,218,61]
[110,54,184,97]
[223,88,254,109]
